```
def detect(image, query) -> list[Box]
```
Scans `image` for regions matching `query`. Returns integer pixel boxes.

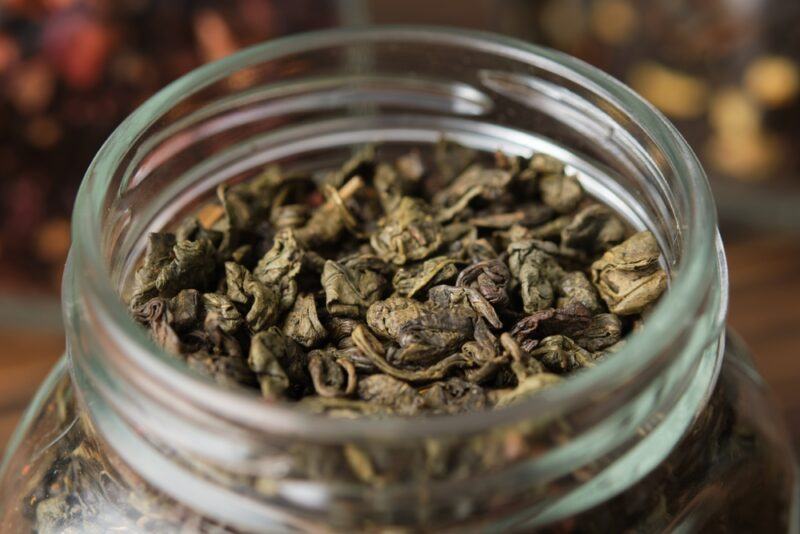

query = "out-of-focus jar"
[0,0,336,296]
[506,0,800,228]
[0,27,796,532]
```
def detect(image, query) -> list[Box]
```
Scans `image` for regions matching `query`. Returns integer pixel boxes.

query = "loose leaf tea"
[127,142,667,415]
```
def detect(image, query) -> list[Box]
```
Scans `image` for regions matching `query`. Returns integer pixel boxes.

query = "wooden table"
[1,232,799,448]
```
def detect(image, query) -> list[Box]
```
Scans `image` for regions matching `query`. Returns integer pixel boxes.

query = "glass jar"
[0,27,796,532]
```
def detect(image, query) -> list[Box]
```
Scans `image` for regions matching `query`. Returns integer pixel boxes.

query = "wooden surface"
[1,231,799,448]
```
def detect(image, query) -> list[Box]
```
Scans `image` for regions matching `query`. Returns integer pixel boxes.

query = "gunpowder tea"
[126,142,667,416]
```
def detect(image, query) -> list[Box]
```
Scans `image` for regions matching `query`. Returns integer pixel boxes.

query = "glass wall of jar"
[0,27,796,532]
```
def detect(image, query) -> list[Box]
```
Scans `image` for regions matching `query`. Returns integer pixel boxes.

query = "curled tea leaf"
[393,309,474,367]
[456,258,512,309]
[249,327,307,398]
[420,378,488,414]
[573,313,623,352]
[427,285,503,329]
[358,374,425,415]
[392,256,459,298]
[295,176,365,247]
[557,271,603,314]
[308,350,357,398]
[539,172,583,214]
[366,297,428,340]
[434,138,476,184]
[168,289,202,333]
[254,229,303,312]
[561,204,626,253]
[396,150,425,181]
[507,240,564,313]
[323,145,375,189]
[225,262,280,332]
[155,238,216,297]
[187,351,257,389]
[591,231,667,315]
[493,373,562,407]
[322,255,389,318]
[370,197,443,265]
[433,164,512,208]
[283,293,327,348]
[531,335,596,373]
[510,303,593,353]
[133,297,182,354]
[202,293,242,335]
[130,233,176,307]
[351,325,469,383]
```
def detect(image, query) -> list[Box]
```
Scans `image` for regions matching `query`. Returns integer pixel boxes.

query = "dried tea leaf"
[468,204,554,229]
[591,231,667,315]
[539,172,583,214]
[357,374,425,415]
[433,164,512,207]
[427,285,503,329]
[493,373,562,407]
[169,289,202,333]
[527,214,574,240]
[529,153,566,175]
[351,325,470,383]
[510,303,593,353]
[366,297,428,340]
[573,313,623,352]
[500,331,544,383]
[561,204,626,253]
[202,293,243,335]
[370,197,443,265]
[392,256,459,298]
[322,255,388,318]
[283,293,327,348]
[507,239,564,313]
[557,271,603,314]
[217,183,255,232]
[249,327,306,398]
[253,229,303,311]
[295,177,364,247]
[130,233,176,307]
[393,308,475,367]
[456,258,512,309]
[186,351,257,389]
[420,378,488,414]
[308,350,357,398]
[133,297,182,354]
[531,335,596,373]
[155,238,216,297]
[323,145,375,189]
[225,262,280,332]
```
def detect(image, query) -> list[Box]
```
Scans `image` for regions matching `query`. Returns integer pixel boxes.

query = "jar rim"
[70,25,722,440]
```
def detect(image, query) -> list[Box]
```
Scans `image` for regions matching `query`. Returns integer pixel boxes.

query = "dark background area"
[1,0,799,447]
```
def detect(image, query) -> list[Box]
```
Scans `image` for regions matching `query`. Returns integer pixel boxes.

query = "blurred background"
[0,0,799,446]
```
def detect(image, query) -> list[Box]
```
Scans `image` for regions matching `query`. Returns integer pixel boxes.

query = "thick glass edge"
[68,26,723,439]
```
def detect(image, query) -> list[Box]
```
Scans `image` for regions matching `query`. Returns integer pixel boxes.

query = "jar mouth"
[69,26,723,440]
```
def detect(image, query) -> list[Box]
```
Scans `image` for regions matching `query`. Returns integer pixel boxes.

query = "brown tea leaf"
[322,255,389,318]
[591,231,667,315]
[392,256,459,298]
[370,197,443,265]
[283,293,327,348]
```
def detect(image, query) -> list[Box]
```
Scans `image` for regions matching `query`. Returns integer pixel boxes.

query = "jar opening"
[67,26,724,441]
